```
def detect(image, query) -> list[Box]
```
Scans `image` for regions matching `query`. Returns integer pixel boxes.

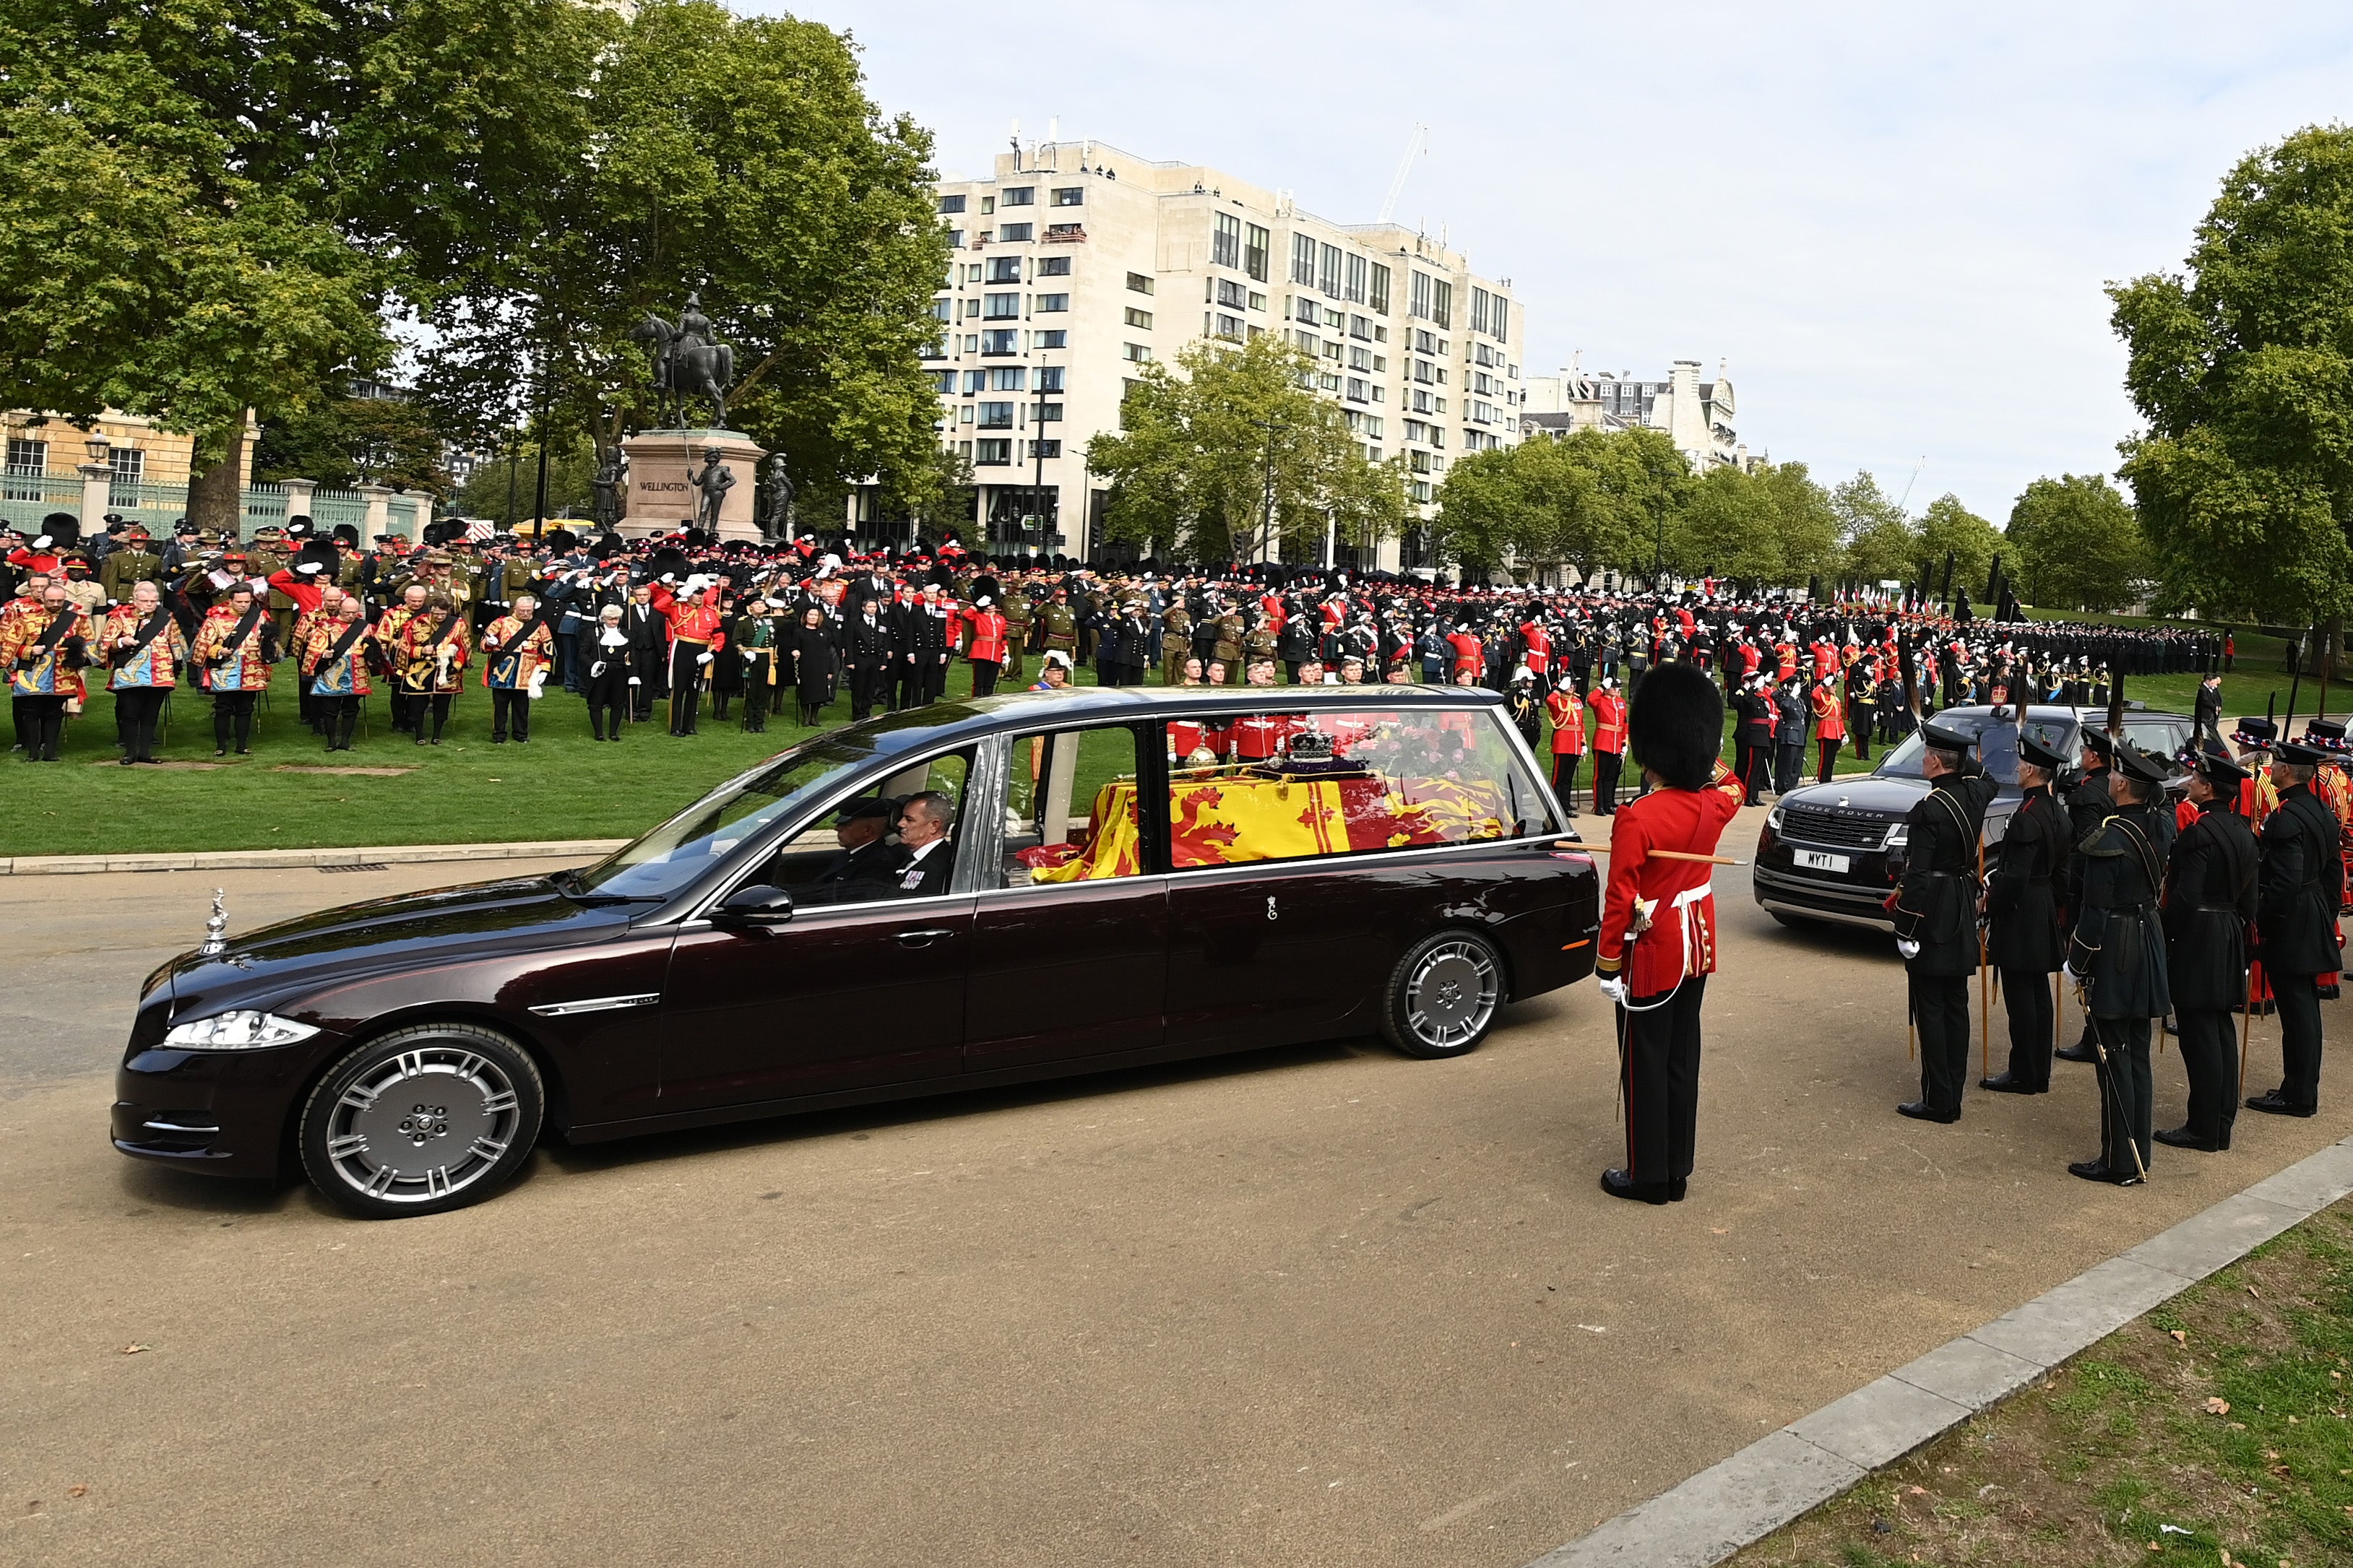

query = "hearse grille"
[1779,807,1888,851]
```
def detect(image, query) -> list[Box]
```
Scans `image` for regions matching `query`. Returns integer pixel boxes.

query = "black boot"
[1599,1169,1672,1205]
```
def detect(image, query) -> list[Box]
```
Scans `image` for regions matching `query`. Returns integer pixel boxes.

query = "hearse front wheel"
[1381,930,1504,1060]
[298,1023,545,1219]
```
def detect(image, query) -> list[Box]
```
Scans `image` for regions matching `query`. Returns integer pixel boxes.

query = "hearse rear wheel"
[298,1023,545,1219]
[1381,930,1504,1060]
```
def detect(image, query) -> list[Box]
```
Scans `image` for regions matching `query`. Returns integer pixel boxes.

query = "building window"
[963,334,980,352]
[1032,329,1067,349]
[945,230,964,248]
[1028,439,1062,459]
[963,370,988,394]
[987,256,1024,282]
[977,402,1015,429]
[1349,314,1372,340]
[1050,186,1084,207]
[959,405,975,425]
[1035,403,1063,423]
[1323,305,1344,330]
[980,196,995,214]
[1318,242,1342,297]
[1369,264,1391,315]
[1291,233,1316,285]
[1212,212,1242,270]
[1043,222,1084,243]
[1248,291,1266,312]
[1345,377,1368,403]
[1001,186,1035,207]
[982,329,1019,353]
[932,370,957,394]
[938,194,967,215]
[1124,307,1153,329]
[1215,277,1248,309]
[1318,371,1341,392]
[998,222,1032,242]
[1035,293,1069,312]
[1126,272,1154,295]
[1346,253,1367,304]
[928,298,953,323]
[1036,367,1065,392]
[4,436,48,499]
[1245,222,1270,281]
[1410,272,1431,321]
[983,292,1022,319]
[1036,255,1071,277]
[1124,342,1153,363]
[1348,346,1373,372]
[1212,312,1244,341]
[975,438,1014,466]
[989,367,1026,391]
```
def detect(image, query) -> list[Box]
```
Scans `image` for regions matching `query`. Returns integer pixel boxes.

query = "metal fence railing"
[0,472,433,542]
[0,470,85,532]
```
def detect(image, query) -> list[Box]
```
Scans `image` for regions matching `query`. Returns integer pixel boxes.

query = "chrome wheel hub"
[324,1047,522,1205]
[1405,941,1498,1048]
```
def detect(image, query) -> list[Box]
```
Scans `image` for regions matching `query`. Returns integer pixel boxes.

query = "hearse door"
[962,724,1169,1072]
[657,752,977,1112]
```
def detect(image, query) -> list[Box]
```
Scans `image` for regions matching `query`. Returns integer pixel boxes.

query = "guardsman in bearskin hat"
[2062,740,2174,1184]
[1891,719,2000,1124]
[1592,662,1748,1204]
[2159,746,2258,1152]
[1980,728,2072,1095]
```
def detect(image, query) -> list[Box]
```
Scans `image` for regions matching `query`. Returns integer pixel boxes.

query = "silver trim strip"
[1757,898,1894,932]
[529,992,662,1017]
[141,1117,220,1135]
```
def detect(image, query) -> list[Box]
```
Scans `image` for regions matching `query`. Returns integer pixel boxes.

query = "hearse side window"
[746,749,977,907]
[1162,706,1555,871]
[1000,724,1147,885]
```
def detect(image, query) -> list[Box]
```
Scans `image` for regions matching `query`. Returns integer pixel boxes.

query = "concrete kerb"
[0,840,627,876]
[1528,1134,2353,1568]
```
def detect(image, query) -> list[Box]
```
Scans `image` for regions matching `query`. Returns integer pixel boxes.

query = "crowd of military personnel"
[2,507,2237,774]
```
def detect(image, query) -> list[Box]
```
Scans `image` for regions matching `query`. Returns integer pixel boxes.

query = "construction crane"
[1896,455,1927,511]
[1377,124,1427,225]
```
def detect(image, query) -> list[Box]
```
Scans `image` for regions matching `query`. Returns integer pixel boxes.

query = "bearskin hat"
[970,573,1001,604]
[1628,662,1724,791]
[543,527,578,555]
[294,537,340,571]
[41,512,81,546]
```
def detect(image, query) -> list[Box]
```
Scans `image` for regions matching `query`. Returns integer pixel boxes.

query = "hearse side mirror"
[714,885,796,926]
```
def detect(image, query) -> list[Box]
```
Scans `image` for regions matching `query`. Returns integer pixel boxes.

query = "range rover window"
[1002,724,1147,885]
[1162,706,1555,870]
[1876,714,2076,787]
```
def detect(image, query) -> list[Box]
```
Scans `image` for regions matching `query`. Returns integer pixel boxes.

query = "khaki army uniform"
[1160,604,1194,685]
[1212,612,1245,683]
[1037,599,1078,661]
[1243,623,1279,677]
[998,586,1032,679]
[99,542,163,606]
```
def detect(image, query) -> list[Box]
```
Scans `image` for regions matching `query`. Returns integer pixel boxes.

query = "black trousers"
[1618,974,1706,1184]
[848,661,889,722]
[970,659,1000,698]
[2000,966,2054,1091]
[2175,1006,2239,1146]
[1593,751,1623,814]
[668,644,706,734]
[116,686,167,761]
[741,672,770,732]
[585,667,628,738]
[20,694,66,760]
[1551,751,1581,813]
[1910,971,1972,1115]
[412,692,452,742]
[1816,738,1842,782]
[390,688,420,733]
[2091,1013,2154,1175]
[491,689,530,741]
[1774,742,1803,795]
[324,693,359,749]
[2272,969,2324,1109]
[1848,708,1872,761]
[212,690,258,752]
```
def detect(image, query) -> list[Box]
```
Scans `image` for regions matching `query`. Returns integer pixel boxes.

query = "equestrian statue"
[630,291,737,429]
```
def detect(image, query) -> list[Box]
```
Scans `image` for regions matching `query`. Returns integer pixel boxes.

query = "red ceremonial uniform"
[1594,762,1745,996]
[1446,630,1485,676]
[967,609,1008,664]
[1589,689,1628,754]
[1545,690,1585,753]
[1519,620,1552,675]
[1228,714,1300,761]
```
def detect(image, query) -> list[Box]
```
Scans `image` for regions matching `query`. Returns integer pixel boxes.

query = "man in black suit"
[622,583,668,722]
[2192,672,2224,751]
[807,798,905,902]
[889,791,957,897]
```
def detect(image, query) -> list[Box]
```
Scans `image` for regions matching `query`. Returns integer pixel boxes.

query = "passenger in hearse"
[891,792,957,898]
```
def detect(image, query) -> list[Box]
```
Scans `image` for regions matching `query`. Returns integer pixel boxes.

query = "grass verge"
[1729,1200,2353,1567]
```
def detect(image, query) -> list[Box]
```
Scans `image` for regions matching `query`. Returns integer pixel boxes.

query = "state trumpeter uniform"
[100,599,188,763]
[304,611,376,751]
[193,597,275,754]
[390,599,472,745]
[1891,721,1999,1122]
[480,607,555,743]
[2,598,90,761]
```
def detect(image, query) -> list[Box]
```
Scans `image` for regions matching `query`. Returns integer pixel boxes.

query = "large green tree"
[252,397,454,496]
[1912,493,2003,602]
[0,0,602,529]
[2005,473,2149,611]
[2110,124,2353,623]
[1087,334,1376,560]
[1667,462,1842,589]
[1834,472,1920,588]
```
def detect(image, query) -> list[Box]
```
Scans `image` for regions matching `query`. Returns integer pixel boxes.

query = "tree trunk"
[185,423,246,538]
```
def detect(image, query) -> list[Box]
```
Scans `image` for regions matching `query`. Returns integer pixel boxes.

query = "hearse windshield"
[1875,713,2078,788]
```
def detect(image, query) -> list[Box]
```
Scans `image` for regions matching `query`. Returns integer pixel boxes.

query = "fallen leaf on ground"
[119,1345,147,1355]
[2205,1397,2232,1415]
[65,1486,87,1499]
[2170,1329,2188,1346]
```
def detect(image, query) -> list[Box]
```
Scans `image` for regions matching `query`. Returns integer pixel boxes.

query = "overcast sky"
[774,1,2353,524]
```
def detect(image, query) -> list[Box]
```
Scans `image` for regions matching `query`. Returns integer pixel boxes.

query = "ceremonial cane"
[1977,834,1990,1079]
[2239,962,2255,1101]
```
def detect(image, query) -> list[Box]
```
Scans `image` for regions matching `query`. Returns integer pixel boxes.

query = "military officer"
[98,527,163,607]
[1892,719,2000,1123]
[2159,748,2258,1151]
[2055,729,2118,1065]
[2063,742,2173,1184]
[246,524,295,642]
[998,577,1032,682]
[1038,584,1079,668]
[1982,729,2071,1093]
[2248,735,2343,1119]
[1160,598,1194,687]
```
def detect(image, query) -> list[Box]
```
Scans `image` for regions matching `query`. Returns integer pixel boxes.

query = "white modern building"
[1520,358,1756,472]
[878,137,1527,568]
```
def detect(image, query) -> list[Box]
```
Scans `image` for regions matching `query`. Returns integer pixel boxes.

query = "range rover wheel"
[1380,930,1504,1059]
[298,1023,544,1219]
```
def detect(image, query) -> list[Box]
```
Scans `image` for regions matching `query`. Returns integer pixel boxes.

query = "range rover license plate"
[1795,849,1849,873]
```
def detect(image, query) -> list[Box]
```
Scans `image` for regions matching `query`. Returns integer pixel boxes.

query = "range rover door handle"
[897,927,953,948]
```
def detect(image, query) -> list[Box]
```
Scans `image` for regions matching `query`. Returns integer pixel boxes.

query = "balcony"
[1042,223,1087,243]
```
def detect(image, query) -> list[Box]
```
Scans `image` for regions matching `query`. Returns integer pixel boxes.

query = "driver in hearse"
[805,797,905,901]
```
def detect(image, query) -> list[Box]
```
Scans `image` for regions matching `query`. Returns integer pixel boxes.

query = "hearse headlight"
[1766,803,1784,831]
[163,1010,320,1051]
[1883,824,1909,848]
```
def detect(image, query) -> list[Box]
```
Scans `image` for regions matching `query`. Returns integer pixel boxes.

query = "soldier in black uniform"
[2158,748,2258,1151]
[2248,736,2343,1118]
[843,596,896,722]
[2063,741,2173,1184]
[1893,719,2000,1122]
[1982,729,2071,1093]
[2055,729,2117,1065]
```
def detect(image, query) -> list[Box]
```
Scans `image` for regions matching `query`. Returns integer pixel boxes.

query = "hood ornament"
[197,889,228,958]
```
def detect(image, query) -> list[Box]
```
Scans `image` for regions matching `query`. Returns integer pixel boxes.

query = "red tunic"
[1594,763,1746,996]
[1545,690,1584,753]
[1589,690,1628,754]
[967,609,1008,664]
[1519,621,1552,675]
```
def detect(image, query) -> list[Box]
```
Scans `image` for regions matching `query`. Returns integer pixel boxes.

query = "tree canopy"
[2004,473,2149,611]
[2111,124,2353,623]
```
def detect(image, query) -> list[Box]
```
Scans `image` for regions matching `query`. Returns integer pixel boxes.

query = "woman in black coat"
[789,607,842,727]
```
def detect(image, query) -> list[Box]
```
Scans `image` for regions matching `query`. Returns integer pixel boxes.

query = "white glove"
[1597,976,1627,1005]
[1896,938,1921,960]
[590,660,607,677]
[628,675,642,686]
[696,650,714,667]
[2063,961,2086,984]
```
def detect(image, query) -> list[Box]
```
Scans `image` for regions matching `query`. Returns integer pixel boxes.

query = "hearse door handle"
[897,927,953,948]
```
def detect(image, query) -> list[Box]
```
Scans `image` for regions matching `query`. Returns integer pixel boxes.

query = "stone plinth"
[618,429,767,542]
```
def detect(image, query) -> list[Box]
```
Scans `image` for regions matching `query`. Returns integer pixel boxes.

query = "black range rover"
[1752,703,2194,932]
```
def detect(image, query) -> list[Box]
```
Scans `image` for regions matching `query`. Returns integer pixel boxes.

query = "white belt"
[1671,880,1714,976]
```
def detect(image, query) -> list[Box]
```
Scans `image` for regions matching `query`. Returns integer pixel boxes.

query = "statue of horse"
[629,313,736,429]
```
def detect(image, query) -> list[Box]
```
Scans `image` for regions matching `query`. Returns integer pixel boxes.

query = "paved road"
[7,811,2353,1567]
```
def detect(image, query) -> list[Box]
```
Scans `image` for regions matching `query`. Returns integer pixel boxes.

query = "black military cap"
[2195,749,2250,789]
[2276,737,2332,767]
[2018,731,2070,772]
[2114,742,2173,788]
[834,797,894,824]
[1919,718,1977,752]
[2081,728,2115,761]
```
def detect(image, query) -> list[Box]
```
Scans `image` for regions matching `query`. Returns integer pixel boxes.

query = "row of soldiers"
[1891,711,2344,1184]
